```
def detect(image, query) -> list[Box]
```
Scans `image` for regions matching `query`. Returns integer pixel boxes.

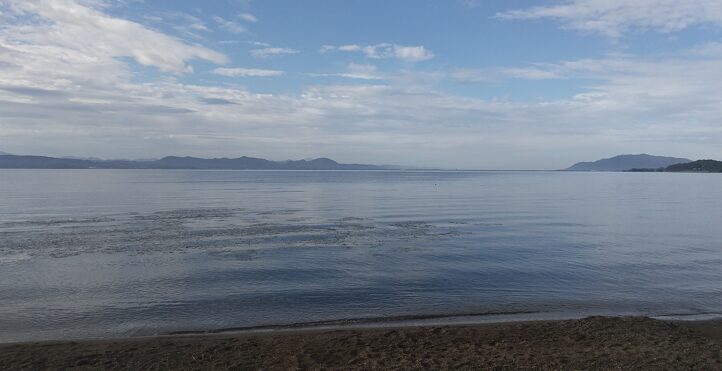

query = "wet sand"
[1,316,721,370]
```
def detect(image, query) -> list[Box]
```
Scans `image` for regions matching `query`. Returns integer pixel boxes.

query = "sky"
[1,0,722,169]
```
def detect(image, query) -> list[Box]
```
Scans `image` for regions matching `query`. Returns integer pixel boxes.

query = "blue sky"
[1,0,722,169]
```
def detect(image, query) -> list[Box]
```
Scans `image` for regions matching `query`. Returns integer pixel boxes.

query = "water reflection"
[0,170,721,342]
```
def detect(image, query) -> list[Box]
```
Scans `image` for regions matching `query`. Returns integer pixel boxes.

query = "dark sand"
[1,316,721,370]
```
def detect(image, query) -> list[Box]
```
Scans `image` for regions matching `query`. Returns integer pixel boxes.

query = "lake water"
[1,170,721,342]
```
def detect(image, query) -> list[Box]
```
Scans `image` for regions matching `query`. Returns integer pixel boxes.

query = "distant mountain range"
[2,151,717,172]
[0,154,395,170]
[565,154,691,172]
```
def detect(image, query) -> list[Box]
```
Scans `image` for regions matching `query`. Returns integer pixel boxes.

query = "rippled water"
[1,170,721,342]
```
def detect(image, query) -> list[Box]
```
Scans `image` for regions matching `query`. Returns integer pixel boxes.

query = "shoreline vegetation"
[627,159,722,173]
[1,316,720,369]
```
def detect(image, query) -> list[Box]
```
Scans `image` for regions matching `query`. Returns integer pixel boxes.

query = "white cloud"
[449,69,493,83]
[324,43,435,62]
[188,22,209,32]
[319,45,335,53]
[2,0,227,73]
[393,46,435,62]
[459,0,480,9]
[312,63,383,80]
[3,0,722,168]
[340,63,382,80]
[250,47,299,59]
[497,0,722,37]
[501,67,564,80]
[212,67,285,77]
[239,13,258,23]
[451,66,563,83]
[143,12,210,40]
[213,15,247,34]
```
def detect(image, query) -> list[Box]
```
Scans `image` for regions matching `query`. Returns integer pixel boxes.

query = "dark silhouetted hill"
[665,159,722,173]
[566,154,691,172]
[0,155,96,169]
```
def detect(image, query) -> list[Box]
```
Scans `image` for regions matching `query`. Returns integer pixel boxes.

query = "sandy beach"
[1,316,720,370]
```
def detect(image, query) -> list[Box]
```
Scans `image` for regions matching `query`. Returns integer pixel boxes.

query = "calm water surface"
[1,170,721,342]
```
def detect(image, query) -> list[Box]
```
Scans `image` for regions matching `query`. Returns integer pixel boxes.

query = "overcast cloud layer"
[1,0,722,169]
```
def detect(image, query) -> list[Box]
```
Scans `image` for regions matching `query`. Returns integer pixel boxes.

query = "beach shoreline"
[2,316,720,370]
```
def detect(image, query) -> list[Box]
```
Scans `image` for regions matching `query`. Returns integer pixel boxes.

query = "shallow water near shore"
[1,169,721,342]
